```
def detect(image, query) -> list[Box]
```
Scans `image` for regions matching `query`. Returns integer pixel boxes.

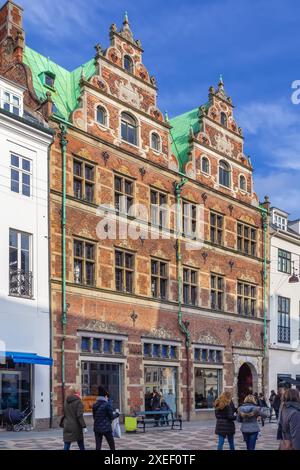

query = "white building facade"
[269,207,300,395]
[0,76,53,428]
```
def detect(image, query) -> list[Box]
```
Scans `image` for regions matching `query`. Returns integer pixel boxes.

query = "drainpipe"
[59,123,68,408]
[174,177,191,421]
[260,205,269,396]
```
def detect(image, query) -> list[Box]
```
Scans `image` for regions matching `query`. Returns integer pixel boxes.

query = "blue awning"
[4,351,53,366]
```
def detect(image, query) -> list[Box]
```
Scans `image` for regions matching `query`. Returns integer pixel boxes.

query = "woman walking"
[279,388,300,450]
[93,386,119,450]
[214,391,236,450]
[238,394,267,450]
[62,386,87,451]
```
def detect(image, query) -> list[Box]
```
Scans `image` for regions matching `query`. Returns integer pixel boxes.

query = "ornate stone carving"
[84,320,119,334]
[215,134,233,156]
[197,332,222,346]
[237,329,256,349]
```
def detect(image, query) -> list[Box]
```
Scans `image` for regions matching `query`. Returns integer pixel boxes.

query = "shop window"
[144,366,177,412]
[194,368,222,409]
[81,361,121,412]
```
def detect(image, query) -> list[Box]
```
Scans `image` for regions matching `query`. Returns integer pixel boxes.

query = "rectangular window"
[115,249,134,293]
[182,201,197,238]
[150,189,168,228]
[73,239,95,286]
[81,362,121,412]
[237,281,256,317]
[81,337,91,352]
[92,338,101,353]
[278,249,292,274]
[9,229,32,298]
[151,259,168,299]
[10,154,31,197]
[183,267,198,305]
[194,368,221,410]
[278,296,290,343]
[144,366,177,412]
[1,90,22,116]
[73,159,95,203]
[237,222,257,256]
[114,340,122,354]
[114,175,134,215]
[194,348,223,364]
[210,212,223,245]
[210,274,224,311]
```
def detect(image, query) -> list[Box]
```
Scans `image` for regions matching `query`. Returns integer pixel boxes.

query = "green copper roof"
[23,46,96,120]
[170,107,200,172]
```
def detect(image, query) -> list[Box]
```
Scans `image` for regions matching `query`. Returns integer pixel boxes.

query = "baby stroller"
[3,404,34,431]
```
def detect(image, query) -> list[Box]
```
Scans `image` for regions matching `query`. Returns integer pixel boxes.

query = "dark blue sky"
[20,0,300,218]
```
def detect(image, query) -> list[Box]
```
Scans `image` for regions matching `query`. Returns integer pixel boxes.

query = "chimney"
[0,1,24,63]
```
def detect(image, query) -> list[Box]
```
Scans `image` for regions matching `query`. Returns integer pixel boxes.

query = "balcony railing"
[278,325,290,344]
[9,269,33,298]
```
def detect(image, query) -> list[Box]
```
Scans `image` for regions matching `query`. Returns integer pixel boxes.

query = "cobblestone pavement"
[0,421,279,450]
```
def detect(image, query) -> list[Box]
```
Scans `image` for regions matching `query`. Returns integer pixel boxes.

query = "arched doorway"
[238,363,254,405]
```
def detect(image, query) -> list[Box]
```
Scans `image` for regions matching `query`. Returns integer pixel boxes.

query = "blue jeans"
[217,434,235,450]
[64,440,85,450]
[242,432,258,450]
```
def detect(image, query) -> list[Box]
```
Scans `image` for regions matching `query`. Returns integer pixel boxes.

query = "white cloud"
[236,99,300,217]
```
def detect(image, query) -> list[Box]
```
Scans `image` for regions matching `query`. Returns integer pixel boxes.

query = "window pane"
[114,340,122,354]
[11,155,19,167]
[22,159,30,172]
[21,233,30,251]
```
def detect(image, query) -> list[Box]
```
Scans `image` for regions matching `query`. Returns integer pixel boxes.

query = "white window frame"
[0,79,23,117]
[95,104,109,128]
[10,153,32,197]
[150,131,162,153]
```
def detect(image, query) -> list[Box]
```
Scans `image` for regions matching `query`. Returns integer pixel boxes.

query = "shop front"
[0,352,52,426]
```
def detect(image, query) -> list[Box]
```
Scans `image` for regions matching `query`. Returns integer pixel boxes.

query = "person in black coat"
[92,386,119,450]
[215,391,236,450]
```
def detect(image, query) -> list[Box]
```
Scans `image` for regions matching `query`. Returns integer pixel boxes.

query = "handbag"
[59,415,65,428]
[279,439,293,450]
[112,417,121,438]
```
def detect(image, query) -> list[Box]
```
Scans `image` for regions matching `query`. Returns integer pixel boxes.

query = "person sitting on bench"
[160,399,171,426]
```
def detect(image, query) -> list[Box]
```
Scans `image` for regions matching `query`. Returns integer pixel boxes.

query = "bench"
[134,410,182,433]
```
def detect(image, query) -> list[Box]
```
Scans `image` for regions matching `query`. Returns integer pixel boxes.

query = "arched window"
[239,175,247,192]
[219,160,231,188]
[151,132,160,151]
[220,112,227,127]
[201,157,210,174]
[121,112,137,145]
[96,106,107,126]
[124,55,133,73]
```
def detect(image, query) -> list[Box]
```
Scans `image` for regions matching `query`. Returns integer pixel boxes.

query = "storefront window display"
[0,361,31,413]
[81,361,121,412]
[144,366,177,412]
[194,368,222,409]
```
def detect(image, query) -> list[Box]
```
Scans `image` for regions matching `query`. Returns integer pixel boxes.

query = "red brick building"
[0,1,270,425]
